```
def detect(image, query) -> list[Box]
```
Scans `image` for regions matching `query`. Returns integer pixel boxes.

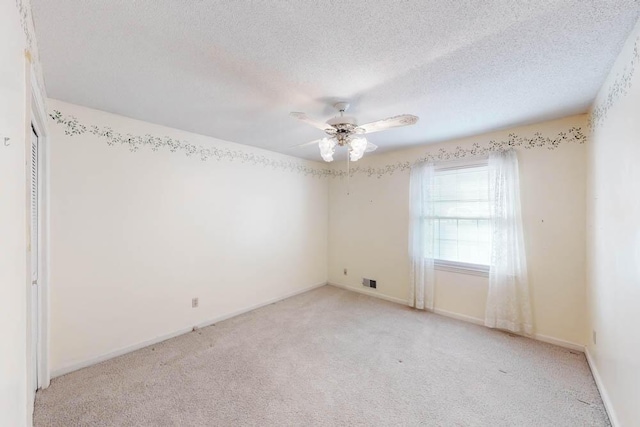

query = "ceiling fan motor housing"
[326,115,357,126]
[325,117,363,145]
[290,101,416,156]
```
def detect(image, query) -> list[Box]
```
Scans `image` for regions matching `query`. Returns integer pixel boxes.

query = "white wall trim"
[585,347,620,427]
[428,308,584,352]
[193,282,326,330]
[327,282,409,306]
[329,282,585,353]
[51,281,327,378]
[432,307,484,326]
[30,64,51,392]
[532,333,584,352]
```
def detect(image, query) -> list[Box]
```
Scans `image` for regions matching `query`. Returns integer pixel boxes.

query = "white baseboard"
[430,309,584,352]
[329,282,585,353]
[327,282,409,306]
[52,323,194,378]
[51,281,327,378]
[53,280,590,385]
[585,347,619,427]
[193,281,326,330]
[533,333,584,352]
[432,307,485,326]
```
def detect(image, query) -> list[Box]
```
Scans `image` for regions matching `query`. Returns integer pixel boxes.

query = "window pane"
[478,220,491,243]
[430,165,491,266]
[458,219,478,242]
[433,200,489,219]
[439,239,458,261]
[457,240,477,263]
[439,219,457,240]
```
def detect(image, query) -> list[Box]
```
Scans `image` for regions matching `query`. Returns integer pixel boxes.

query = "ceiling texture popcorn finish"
[31,0,640,161]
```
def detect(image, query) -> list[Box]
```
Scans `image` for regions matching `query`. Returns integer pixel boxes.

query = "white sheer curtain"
[408,161,436,310]
[485,150,533,334]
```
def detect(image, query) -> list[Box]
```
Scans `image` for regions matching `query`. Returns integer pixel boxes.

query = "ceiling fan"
[290,102,419,162]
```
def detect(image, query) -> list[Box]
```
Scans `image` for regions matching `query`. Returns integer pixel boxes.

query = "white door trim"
[30,67,50,390]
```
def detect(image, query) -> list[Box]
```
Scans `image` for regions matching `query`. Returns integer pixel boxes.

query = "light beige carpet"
[35,285,609,426]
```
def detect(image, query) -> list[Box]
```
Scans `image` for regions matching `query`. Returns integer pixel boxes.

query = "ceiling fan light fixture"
[319,137,336,162]
[349,137,368,162]
[290,103,417,162]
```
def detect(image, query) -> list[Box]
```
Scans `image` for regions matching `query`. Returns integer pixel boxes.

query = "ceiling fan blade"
[365,142,378,152]
[359,114,419,134]
[288,139,322,149]
[290,112,332,131]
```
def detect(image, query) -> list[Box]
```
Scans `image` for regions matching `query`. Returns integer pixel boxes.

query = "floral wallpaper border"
[589,35,639,130]
[335,127,587,178]
[48,110,334,178]
[50,110,586,179]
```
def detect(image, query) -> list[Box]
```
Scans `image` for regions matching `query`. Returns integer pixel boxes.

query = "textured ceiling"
[32,0,640,161]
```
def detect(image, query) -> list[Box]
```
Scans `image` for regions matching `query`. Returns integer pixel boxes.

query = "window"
[430,163,491,274]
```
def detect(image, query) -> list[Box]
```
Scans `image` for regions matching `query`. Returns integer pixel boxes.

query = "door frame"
[30,66,50,390]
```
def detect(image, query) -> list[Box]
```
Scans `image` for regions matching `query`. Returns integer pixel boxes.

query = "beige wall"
[0,1,46,425]
[329,115,588,348]
[586,18,640,427]
[0,4,29,424]
[49,100,329,374]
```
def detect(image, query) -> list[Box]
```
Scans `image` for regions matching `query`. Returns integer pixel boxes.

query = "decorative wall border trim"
[335,127,587,178]
[50,110,586,180]
[48,110,333,178]
[590,35,639,130]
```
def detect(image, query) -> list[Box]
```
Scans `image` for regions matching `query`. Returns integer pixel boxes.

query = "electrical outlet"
[593,330,597,345]
[370,280,377,289]
[343,268,348,275]
[192,298,199,308]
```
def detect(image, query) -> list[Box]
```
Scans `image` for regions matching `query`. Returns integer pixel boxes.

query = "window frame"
[431,159,491,277]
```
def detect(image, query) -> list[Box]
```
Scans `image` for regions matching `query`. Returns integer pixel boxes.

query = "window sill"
[434,260,489,277]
